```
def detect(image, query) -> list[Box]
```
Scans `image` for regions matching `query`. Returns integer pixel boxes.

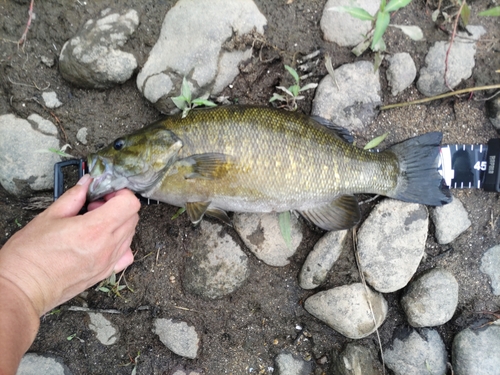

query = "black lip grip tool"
[438,138,500,193]
[53,158,87,200]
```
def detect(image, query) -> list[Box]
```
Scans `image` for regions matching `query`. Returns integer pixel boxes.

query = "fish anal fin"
[184,153,234,180]
[186,201,211,225]
[300,195,360,231]
[206,207,232,226]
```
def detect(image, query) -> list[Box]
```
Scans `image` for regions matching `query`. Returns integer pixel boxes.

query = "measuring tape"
[439,138,500,192]
[53,137,500,201]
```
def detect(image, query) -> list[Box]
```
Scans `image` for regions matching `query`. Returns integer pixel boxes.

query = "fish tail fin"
[386,132,451,206]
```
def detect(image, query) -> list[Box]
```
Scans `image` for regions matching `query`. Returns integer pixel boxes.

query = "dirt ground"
[1,0,500,374]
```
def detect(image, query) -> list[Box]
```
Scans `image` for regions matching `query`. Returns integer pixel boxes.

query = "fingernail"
[77,174,91,186]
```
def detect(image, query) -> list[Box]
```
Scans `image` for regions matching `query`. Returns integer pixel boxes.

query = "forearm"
[0,276,40,375]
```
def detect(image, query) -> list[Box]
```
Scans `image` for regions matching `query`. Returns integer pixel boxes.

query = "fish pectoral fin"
[186,201,211,225]
[206,207,232,226]
[183,153,234,180]
[300,195,360,231]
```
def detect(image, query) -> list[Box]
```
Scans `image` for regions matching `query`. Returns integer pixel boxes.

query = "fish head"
[87,126,182,201]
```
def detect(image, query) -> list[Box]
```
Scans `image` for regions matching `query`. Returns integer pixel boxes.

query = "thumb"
[47,174,91,218]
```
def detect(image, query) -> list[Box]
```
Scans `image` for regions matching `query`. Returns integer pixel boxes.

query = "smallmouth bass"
[87,105,451,230]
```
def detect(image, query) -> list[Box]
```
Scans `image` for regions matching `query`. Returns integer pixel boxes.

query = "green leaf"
[460,2,470,26]
[171,95,187,110]
[371,36,386,52]
[328,6,375,21]
[269,93,285,102]
[384,0,412,13]
[99,287,110,293]
[390,25,424,40]
[277,86,294,97]
[181,107,191,119]
[284,65,300,84]
[192,98,217,107]
[171,207,186,220]
[373,51,384,73]
[109,273,116,285]
[289,84,300,97]
[299,82,318,92]
[364,133,388,150]
[67,333,76,341]
[352,38,371,56]
[371,11,390,50]
[180,77,191,104]
[478,6,500,16]
[431,9,440,22]
[278,211,292,250]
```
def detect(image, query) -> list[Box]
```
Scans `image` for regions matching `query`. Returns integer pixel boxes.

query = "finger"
[113,248,134,274]
[88,190,140,232]
[87,200,105,211]
[47,175,91,218]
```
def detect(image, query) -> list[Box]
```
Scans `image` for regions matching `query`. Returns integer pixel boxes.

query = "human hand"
[0,174,140,316]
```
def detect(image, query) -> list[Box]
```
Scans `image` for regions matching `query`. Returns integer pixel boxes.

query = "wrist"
[0,276,40,374]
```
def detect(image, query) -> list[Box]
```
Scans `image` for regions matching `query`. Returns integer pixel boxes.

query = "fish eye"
[113,138,125,151]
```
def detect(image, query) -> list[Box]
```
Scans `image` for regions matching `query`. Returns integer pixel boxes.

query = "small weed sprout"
[364,133,388,150]
[38,144,73,158]
[478,6,500,16]
[270,65,318,111]
[329,0,423,71]
[96,272,132,298]
[172,77,217,118]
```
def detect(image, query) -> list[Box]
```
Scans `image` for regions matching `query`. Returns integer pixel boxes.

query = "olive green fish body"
[144,106,398,212]
[88,106,451,230]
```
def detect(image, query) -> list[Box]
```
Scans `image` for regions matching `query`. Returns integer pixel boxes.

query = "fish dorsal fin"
[183,153,234,180]
[310,116,354,143]
[186,201,211,225]
[206,207,232,226]
[300,195,360,231]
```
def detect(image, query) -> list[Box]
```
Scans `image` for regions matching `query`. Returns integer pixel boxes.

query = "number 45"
[474,161,487,171]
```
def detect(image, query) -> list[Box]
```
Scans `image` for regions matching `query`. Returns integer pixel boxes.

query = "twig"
[352,228,386,374]
[444,1,465,91]
[67,306,122,314]
[18,0,35,48]
[380,84,500,110]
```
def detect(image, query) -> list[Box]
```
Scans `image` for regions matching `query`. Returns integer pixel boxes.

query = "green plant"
[478,6,500,16]
[38,144,73,158]
[171,206,186,220]
[278,211,292,249]
[96,272,132,298]
[172,77,217,118]
[364,133,388,150]
[329,0,423,70]
[270,65,318,111]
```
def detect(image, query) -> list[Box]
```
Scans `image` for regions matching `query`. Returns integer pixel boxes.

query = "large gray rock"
[304,283,387,339]
[312,61,381,131]
[17,353,72,375]
[153,318,200,359]
[480,245,500,295]
[452,325,500,375]
[0,114,60,196]
[401,268,459,327]
[59,8,139,89]
[416,25,486,97]
[320,0,381,47]
[299,230,348,289]
[233,212,303,267]
[136,0,266,113]
[274,352,312,375]
[183,221,249,299]
[331,343,383,375]
[430,196,471,244]
[384,329,447,375]
[357,199,428,293]
[386,52,417,96]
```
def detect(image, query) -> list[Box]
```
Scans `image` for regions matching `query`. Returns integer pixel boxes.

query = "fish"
[87,105,451,231]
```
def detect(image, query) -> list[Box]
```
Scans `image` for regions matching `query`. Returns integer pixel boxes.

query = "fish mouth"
[87,154,128,201]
